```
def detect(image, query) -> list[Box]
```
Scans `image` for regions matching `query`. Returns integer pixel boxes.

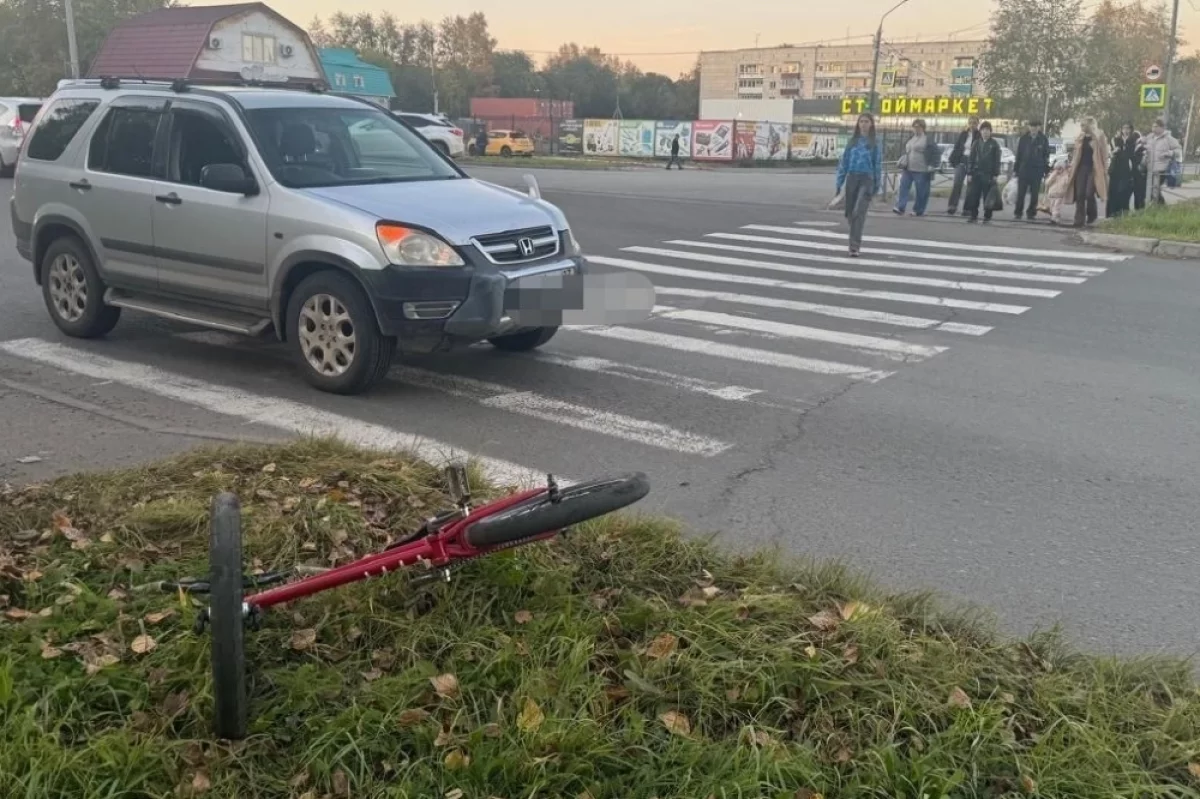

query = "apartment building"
[701,39,986,104]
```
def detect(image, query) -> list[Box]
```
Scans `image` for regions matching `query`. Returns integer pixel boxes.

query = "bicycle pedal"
[445,463,471,503]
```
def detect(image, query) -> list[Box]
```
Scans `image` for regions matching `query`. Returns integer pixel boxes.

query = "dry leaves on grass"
[144,609,175,625]
[431,673,460,699]
[190,771,211,793]
[659,710,692,737]
[52,510,90,549]
[332,770,350,797]
[444,749,470,770]
[130,635,157,655]
[1188,763,1200,780]
[514,610,534,624]
[645,632,679,660]
[396,708,431,728]
[40,641,63,659]
[808,610,841,632]
[1020,775,1038,794]
[948,687,973,709]
[4,608,34,621]
[290,628,318,651]
[517,698,545,733]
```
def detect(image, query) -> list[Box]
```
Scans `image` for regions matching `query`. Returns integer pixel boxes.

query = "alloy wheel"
[48,253,88,322]
[298,294,357,377]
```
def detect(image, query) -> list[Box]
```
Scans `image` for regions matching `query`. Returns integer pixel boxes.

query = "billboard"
[790,126,845,161]
[734,122,756,159]
[558,119,583,155]
[619,120,656,157]
[654,121,692,158]
[583,119,619,155]
[754,121,789,160]
[692,121,733,160]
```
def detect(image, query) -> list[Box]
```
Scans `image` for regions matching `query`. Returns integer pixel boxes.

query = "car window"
[166,107,243,186]
[489,132,506,139]
[88,107,162,178]
[24,98,100,161]
[398,115,431,128]
[18,104,41,123]
[245,106,460,188]
[0,103,9,119]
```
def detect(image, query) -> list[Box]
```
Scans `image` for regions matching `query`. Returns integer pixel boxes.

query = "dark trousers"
[666,153,682,169]
[1107,176,1133,218]
[947,163,969,212]
[1073,166,1098,226]
[1014,174,1041,219]
[963,175,994,220]
[844,172,873,250]
[1133,170,1147,209]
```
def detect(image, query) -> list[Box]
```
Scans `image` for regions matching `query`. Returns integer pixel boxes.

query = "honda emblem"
[517,237,535,257]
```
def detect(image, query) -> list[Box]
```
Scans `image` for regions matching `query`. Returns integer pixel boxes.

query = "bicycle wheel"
[463,473,650,549]
[209,492,248,740]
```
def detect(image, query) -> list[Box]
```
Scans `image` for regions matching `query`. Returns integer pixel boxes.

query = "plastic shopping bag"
[828,190,845,211]
[1003,178,1018,208]
[987,181,1004,212]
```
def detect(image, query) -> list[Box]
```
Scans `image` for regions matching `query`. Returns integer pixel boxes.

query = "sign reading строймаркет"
[841,96,997,116]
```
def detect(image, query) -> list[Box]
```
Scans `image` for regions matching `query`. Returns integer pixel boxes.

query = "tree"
[1086,0,1176,133]
[977,0,1094,129]
[489,51,542,97]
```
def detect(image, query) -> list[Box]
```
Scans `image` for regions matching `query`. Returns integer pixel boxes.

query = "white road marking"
[652,305,947,360]
[526,351,766,401]
[654,286,992,335]
[669,239,1086,284]
[0,338,557,486]
[779,225,1133,261]
[388,365,732,456]
[589,256,1031,314]
[716,231,1107,275]
[623,246,1063,298]
[570,326,895,382]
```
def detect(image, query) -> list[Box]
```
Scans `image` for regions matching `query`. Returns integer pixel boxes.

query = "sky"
[223,0,1200,77]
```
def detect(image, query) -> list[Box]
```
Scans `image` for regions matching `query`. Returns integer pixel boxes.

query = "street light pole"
[867,0,913,113]
[1163,0,1180,130]
[64,0,80,79]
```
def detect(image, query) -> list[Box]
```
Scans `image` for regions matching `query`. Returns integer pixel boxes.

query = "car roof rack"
[66,76,328,94]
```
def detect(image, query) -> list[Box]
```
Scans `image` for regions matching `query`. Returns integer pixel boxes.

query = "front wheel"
[286,271,395,395]
[488,326,558,352]
[464,472,650,548]
[209,492,247,740]
[501,146,513,158]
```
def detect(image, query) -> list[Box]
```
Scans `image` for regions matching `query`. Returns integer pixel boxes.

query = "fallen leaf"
[434,727,455,747]
[289,771,310,789]
[445,790,465,799]
[396,708,431,727]
[85,654,120,675]
[514,609,533,624]
[37,607,53,617]
[332,769,350,797]
[517,697,545,733]
[40,642,63,659]
[659,709,691,737]
[130,635,157,654]
[24,570,44,582]
[99,532,114,544]
[290,628,317,651]
[361,668,382,682]
[162,691,189,716]
[431,672,460,699]
[1020,775,1038,794]
[834,746,853,763]
[839,600,865,621]
[749,728,776,747]
[16,455,43,464]
[262,462,277,473]
[480,722,502,737]
[701,585,721,599]
[144,609,175,625]
[1001,692,1016,704]
[645,632,679,660]
[106,588,127,600]
[948,687,972,709]
[735,605,751,621]
[804,644,819,659]
[677,588,708,608]
[1189,763,1200,780]
[808,610,841,632]
[444,749,470,770]
[4,608,34,621]
[726,687,742,701]
[51,510,73,532]
[191,771,211,793]
[604,685,631,703]
[843,644,860,664]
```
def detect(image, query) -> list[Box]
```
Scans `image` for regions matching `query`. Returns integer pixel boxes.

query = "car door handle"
[155,193,182,205]
[68,180,91,191]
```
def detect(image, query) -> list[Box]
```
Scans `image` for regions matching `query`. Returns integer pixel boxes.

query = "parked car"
[0,97,43,177]
[11,79,588,395]
[390,111,464,158]
[472,130,535,158]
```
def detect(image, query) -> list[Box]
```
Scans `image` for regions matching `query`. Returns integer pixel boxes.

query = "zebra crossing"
[0,222,1131,486]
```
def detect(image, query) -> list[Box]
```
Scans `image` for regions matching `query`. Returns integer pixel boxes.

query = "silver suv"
[11,79,586,394]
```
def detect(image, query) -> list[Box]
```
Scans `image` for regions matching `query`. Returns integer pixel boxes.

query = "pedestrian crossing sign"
[1140,83,1166,108]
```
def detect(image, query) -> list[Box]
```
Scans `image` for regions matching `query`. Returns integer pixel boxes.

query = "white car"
[392,112,464,158]
[0,97,43,177]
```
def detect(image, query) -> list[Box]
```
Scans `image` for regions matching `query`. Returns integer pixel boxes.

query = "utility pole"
[1183,92,1196,163]
[867,0,913,113]
[64,0,80,79]
[1164,0,1180,130]
[429,45,439,115]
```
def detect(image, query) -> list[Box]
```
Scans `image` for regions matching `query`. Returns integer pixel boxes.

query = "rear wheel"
[488,326,558,352]
[209,492,248,740]
[464,472,650,548]
[40,236,121,338]
[0,155,11,178]
[501,146,513,158]
[434,141,450,157]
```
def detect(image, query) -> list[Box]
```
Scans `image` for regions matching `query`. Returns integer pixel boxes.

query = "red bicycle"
[154,466,650,739]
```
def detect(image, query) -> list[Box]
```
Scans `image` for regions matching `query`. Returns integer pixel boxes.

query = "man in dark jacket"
[666,134,683,169]
[946,115,980,215]
[1013,120,1050,221]
[963,121,1002,223]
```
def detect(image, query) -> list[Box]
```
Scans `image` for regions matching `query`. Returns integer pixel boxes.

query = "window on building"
[23,98,99,162]
[782,62,801,73]
[242,33,277,64]
[937,78,945,86]
[334,73,347,87]
[915,79,926,88]
[353,75,365,88]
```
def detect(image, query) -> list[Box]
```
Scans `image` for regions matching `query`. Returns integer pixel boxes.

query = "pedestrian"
[475,128,489,157]
[1013,119,1050,221]
[1106,122,1142,217]
[963,120,1002,223]
[892,118,938,217]
[666,134,683,170]
[1063,117,1109,227]
[1142,118,1183,205]
[834,113,882,257]
[1041,161,1069,224]
[946,115,981,215]
[1131,131,1148,210]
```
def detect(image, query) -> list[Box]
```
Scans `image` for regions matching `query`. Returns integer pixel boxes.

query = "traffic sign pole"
[1165,0,1180,130]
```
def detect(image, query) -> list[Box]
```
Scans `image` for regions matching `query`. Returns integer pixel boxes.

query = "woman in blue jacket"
[835,113,883,256]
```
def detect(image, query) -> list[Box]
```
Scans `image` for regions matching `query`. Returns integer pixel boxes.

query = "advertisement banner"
[583,119,619,156]
[734,121,757,159]
[754,121,789,160]
[790,125,845,161]
[692,120,733,160]
[619,120,656,157]
[558,119,583,155]
[654,121,692,157]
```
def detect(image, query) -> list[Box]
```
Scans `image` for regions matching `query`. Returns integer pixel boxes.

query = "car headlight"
[376,223,465,267]
[564,228,583,256]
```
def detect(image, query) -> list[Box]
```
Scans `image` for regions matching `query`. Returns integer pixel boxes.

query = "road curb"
[1077,230,1200,259]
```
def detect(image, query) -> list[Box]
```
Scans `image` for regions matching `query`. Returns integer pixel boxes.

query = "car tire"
[434,141,450,157]
[285,270,395,395]
[40,235,121,338]
[501,146,513,158]
[488,326,558,352]
[0,155,11,178]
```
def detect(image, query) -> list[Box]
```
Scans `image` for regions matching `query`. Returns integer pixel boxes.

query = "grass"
[3,439,1200,799]
[1098,199,1200,243]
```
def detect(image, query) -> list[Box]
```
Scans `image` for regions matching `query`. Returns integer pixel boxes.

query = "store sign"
[841,95,996,116]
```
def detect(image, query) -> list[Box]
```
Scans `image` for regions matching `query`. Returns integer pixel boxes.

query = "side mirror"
[523,174,540,200]
[200,163,257,195]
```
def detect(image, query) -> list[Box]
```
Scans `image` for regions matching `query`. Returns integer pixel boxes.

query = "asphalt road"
[3,168,1198,660]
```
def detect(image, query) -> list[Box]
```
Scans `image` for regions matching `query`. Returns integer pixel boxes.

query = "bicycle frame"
[243,484,551,611]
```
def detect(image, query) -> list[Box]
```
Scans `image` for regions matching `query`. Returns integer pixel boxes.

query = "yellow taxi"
[485,130,535,157]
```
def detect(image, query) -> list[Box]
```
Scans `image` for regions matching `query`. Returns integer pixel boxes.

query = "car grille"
[473,226,559,265]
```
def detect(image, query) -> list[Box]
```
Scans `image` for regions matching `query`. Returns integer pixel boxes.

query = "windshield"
[245,107,461,188]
